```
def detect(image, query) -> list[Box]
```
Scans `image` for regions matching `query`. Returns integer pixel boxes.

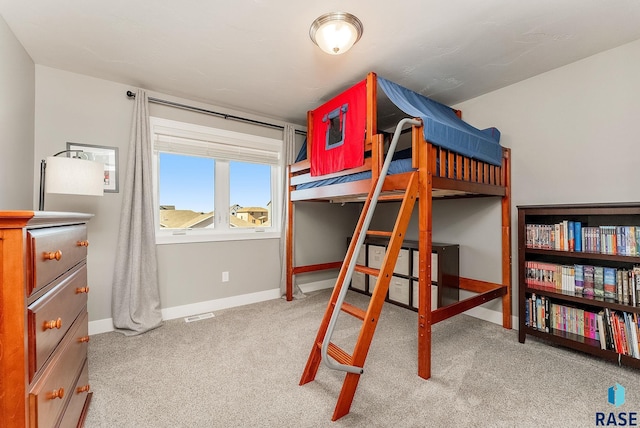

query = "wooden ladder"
[299,118,421,421]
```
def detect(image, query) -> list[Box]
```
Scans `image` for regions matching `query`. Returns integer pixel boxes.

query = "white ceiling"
[2,1,640,127]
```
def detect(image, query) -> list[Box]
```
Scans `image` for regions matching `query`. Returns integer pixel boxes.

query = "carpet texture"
[85,289,639,427]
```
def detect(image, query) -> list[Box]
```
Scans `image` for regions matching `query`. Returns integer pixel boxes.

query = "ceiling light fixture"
[309,12,363,55]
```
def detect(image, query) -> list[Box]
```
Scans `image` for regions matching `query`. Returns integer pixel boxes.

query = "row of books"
[524,261,640,306]
[525,222,640,255]
[525,294,640,358]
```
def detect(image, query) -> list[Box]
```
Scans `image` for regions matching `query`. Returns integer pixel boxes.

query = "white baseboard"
[90,284,518,335]
[298,278,335,293]
[464,306,518,330]
[463,305,504,325]
[89,288,281,335]
[88,318,115,335]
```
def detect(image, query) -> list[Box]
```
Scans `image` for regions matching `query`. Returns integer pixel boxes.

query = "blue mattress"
[296,148,413,190]
[377,77,502,166]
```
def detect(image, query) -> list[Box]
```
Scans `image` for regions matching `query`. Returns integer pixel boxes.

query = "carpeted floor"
[84,289,639,427]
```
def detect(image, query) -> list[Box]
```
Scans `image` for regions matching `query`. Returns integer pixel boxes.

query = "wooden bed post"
[501,148,512,328]
[416,125,433,380]
[366,72,381,183]
[306,110,313,161]
[366,72,377,147]
[286,110,314,301]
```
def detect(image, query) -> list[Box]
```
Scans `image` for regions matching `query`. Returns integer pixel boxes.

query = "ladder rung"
[316,341,353,366]
[354,264,380,277]
[366,230,393,238]
[339,302,366,320]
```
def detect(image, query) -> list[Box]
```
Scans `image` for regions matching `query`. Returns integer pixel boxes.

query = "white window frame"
[150,117,283,244]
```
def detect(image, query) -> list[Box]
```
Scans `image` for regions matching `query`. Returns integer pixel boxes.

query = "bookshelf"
[348,237,459,311]
[518,203,640,369]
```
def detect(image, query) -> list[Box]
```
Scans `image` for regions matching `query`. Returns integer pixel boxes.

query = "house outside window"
[150,117,283,244]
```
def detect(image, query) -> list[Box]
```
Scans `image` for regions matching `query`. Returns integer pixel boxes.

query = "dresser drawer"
[27,224,88,297]
[28,311,88,428]
[28,263,89,381]
[57,359,90,428]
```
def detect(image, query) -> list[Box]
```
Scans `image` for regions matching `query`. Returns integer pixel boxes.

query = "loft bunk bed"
[287,72,512,421]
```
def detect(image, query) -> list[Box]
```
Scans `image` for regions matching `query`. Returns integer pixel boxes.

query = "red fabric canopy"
[310,79,366,176]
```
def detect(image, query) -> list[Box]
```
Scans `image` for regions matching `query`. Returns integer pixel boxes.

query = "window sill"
[155,230,281,245]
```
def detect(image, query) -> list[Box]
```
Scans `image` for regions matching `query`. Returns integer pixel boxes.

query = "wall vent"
[184,312,215,323]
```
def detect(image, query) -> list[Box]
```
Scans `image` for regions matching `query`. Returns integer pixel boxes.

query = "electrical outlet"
[222,271,229,282]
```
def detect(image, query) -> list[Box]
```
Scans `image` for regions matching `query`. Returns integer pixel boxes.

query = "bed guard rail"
[321,117,422,374]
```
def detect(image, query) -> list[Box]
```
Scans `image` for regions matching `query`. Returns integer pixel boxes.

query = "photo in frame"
[66,142,119,193]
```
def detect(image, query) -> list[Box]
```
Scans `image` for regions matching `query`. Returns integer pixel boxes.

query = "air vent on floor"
[184,312,215,323]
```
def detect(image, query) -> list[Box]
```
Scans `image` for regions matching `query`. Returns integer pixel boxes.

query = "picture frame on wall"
[66,142,119,193]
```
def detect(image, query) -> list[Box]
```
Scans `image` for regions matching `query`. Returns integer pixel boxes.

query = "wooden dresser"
[0,211,93,428]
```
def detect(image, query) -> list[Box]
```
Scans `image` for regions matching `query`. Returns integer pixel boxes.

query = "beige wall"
[0,15,34,209]
[453,38,640,321]
[33,66,306,326]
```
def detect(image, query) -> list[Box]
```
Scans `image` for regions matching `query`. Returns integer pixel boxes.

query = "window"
[150,117,283,244]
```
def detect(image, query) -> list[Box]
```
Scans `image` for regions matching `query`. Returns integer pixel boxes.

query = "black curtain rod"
[126,91,306,136]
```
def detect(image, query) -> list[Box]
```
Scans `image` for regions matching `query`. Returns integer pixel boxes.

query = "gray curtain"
[111,89,163,335]
[280,124,305,299]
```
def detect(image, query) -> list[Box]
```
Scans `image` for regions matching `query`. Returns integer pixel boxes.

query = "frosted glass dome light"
[310,12,363,55]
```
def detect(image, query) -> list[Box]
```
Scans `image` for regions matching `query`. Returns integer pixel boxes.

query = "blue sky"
[159,153,271,213]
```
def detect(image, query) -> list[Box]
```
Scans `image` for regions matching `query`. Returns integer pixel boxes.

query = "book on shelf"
[574,264,585,295]
[597,312,607,350]
[611,312,629,355]
[583,265,595,297]
[532,294,640,357]
[574,221,582,252]
[600,226,615,255]
[594,266,605,298]
[603,308,617,352]
[617,270,624,303]
[526,222,640,255]
[526,259,640,306]
[616,227,624,256]
[633,266,640,306]
[603,267,617,300]
[568,221,575,251]
[526,294,550,333]
[564,265,575,294]
[624,312,639,359]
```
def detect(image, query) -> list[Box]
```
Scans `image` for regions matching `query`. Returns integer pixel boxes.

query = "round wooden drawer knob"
[78,336,90,343]
[77,240,90,247]
[47,387,64,400]
[77,385,91,394]
[76,286,90,294]
[44,318,62,330]
[43,250,63,261]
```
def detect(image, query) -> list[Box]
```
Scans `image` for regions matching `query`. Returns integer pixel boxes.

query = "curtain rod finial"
[126,90,136,98]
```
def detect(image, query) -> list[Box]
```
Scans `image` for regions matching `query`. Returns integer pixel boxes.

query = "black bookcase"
[348,237,459,311]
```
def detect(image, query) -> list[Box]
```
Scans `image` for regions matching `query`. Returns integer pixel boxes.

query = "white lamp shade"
[45,156,104,196]
[310,12,363,55]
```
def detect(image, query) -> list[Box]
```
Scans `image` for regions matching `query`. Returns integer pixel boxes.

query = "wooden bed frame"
[286,71,512,382]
